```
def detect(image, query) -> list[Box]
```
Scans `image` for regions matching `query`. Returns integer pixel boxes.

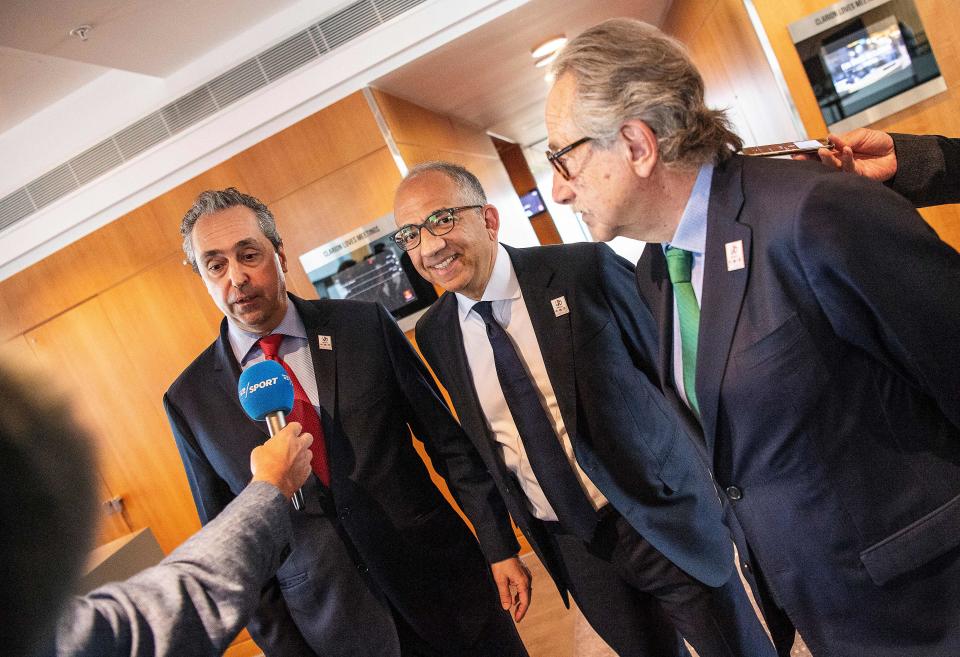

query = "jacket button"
[339,506,351,520]
[725,486,743,501]
[357,563,369,574]
[741,561,751,573]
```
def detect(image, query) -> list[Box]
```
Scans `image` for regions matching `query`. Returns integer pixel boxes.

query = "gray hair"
[550,18,742,167]
[399,161,487,206]
[180,188,282,272]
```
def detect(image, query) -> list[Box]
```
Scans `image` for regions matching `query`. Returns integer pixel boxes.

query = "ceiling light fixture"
[69,24,93,41]
[530,36,567,59]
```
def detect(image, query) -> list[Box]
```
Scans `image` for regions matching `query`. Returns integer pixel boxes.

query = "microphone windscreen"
[238,360,294,421]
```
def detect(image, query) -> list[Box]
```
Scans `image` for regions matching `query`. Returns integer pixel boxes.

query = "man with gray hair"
[546,18,960,656]
[165,188,529,656]
[397,161,776,657]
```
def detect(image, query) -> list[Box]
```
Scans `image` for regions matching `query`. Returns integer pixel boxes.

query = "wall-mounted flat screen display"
[299,214,437,329]
[519,188,546,217]
[789,0,945,133]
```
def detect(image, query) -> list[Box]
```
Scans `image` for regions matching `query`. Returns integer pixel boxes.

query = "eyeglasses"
[546,136,593,180]
[392,205,484,251]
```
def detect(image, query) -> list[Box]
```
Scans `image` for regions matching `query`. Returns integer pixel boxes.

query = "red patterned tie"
[258,334,330,486]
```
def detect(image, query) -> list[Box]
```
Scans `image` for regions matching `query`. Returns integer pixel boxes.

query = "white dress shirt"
[456,244,608,521]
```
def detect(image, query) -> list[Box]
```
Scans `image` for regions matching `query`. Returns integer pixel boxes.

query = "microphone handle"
[265,410,305,511]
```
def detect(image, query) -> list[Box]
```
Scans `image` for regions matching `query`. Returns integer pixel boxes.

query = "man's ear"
[483,204,500,240]
[277,244,288,273]
[620,119,659,178]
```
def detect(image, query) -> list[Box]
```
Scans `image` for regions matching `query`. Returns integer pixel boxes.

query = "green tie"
[665,247,700,416]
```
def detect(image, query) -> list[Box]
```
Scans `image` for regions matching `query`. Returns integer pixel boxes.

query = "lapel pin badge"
[725,240,745,272]
[318,335,333,351]
[551,296,570,317]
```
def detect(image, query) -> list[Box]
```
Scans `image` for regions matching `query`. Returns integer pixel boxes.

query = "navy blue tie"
[473,301,598,540]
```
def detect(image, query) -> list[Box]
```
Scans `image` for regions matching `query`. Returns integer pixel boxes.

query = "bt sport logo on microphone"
[238,372,291,400]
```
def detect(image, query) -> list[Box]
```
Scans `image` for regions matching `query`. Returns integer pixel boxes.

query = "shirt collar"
[227,298,308,365]
[456,243,520,322]
[665,162,713,256]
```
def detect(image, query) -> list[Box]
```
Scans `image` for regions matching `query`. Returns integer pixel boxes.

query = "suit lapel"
[212,319,269,439]
[292,295,337,419]
[507,246,578,440]
[696,157,750,446]
[636,246,674,390]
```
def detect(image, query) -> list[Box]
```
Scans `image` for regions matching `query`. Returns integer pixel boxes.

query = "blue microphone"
[238,360,304,510]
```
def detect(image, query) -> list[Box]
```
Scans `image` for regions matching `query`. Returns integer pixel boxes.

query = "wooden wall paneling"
[25,297,200,554]
[268,147,404,299]
[0,200,182,337]
[98,253,225,409]
[0,286,20,342]
[371,89,461,152]
[448,117,506,157]
[396,144,444,167]
[229,91,387,204]
[661,0,718,40]
[666,0,801,145]
[1,333,34,363]
[95,473,135,545]
[133,92,387,230]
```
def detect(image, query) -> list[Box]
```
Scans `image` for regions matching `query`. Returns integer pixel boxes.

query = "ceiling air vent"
[0,0,427,236]
[70,139,124,187]
[161,87,219,135]
[318,1,380,49]
[374,0,424,22]
[209,58,268,108]
[0,189,34,231]
[260,30,323,82]
[26,164,78,210]
[114,113,170,160]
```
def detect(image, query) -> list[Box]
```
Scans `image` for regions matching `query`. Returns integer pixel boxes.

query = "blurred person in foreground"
[0,356,313,657]
[545,18,960,657]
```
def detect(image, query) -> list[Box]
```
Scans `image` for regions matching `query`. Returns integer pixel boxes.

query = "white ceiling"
[0,0,308,133]
[373,0,671,147]
[0,0,675,279]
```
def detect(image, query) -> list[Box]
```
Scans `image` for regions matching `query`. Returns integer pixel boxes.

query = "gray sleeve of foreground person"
[54,425,311,657]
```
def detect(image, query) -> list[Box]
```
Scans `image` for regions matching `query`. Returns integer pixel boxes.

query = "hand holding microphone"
[251,422,313,500]
[239,360,308,510]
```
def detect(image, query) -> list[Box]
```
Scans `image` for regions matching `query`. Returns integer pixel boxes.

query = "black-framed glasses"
[546,136,593,180]
[392,205,484,251]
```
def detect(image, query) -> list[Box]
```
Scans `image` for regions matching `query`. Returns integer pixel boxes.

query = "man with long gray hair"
[546,18,960,657]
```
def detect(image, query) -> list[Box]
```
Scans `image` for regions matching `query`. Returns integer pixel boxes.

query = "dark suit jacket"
[636,155,960,657]
[889,133,960,207]
[416,242,733,603]
[164,296,516,656]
